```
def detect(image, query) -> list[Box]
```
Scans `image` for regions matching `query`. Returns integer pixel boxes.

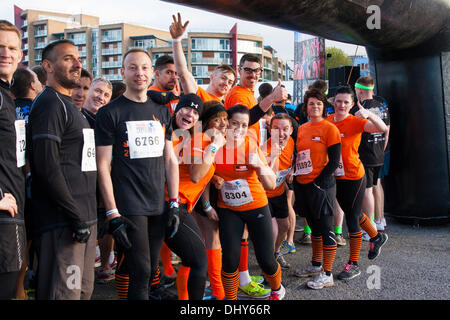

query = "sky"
[2,0,367,65]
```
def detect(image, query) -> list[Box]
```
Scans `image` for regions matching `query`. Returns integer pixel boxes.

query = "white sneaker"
[375,220,385,232]
[294,264,323,278]
[269,284,286,300]
[362,230,371,241]
[307,272,334,290]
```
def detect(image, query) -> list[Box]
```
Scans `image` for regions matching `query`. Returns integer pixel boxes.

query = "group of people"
[0,13,390,301]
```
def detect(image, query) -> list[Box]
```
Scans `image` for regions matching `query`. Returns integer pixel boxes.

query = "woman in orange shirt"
[327,86,388,281]
[293,89,342,289]
[214,104,286,300]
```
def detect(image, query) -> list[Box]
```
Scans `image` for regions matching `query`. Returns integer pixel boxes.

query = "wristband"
[203,205,213,212]
[106,208,119,216]
[202,201,211,209]
[207,143,219,153]
[169,198,179,208]
[172,38,181,43]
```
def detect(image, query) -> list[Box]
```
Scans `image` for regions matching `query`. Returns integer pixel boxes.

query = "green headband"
[324,89,328,95]
[355,82,374,90]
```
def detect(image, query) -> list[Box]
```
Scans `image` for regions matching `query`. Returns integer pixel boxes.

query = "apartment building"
[13,7,287,84]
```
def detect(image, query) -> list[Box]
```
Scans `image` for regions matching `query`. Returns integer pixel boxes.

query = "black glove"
[108,216,137,250]
[72,224,91,243]
[166,204,180,239]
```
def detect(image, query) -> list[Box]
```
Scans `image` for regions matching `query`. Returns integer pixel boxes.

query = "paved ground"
[91,215,450,301]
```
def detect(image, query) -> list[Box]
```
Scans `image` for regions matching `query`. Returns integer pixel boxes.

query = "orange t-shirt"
[196,87,221,103]
[149,85,179,114]
[166,132,215,212]
[326,114,368,180]
[214,136,268,211]
[224,85,260,145]
[295,120,341,184]
[263,136,295,198]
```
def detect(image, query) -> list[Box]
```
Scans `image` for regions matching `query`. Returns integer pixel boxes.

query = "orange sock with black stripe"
[264,263,282,291]
[323,244,337,275]
[160,242,175,276]
[176,265,191,300]
[311,235,323,266]
[206,248,225,300]
[151,266,161,288]
[238,239,249,272]
[115,273,129,300]
[360,213,378,239]
[349,231,363,264]
[221,269,239,300]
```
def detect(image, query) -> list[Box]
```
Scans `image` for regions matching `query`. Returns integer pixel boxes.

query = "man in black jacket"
[0,20,26,300]
[28,39,97,300]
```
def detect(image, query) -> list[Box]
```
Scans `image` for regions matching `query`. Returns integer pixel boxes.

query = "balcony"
[21,20,27,29]
[72,38,86,46]
[34,42,47,50]
[79,50,87,58]
[191,57,232,65]
[34,55,42,62]
[102,36,122,43]
[22,32,28,39]
[34,30,47,38]
[102,61,122,68]
[23,55,28,63]
[102,47,122,55]
[102,74,122,81]
[23,43,28,51]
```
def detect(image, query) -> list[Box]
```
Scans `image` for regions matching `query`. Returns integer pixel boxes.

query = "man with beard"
[149,55,180,114]
[0,20,26,300]
[28,40,97,300]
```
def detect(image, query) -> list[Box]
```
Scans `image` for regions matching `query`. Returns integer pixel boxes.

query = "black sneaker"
[149,285,178,300]
[337,263,361,280]
[275,252,291,269]
[368,232,388,260]
[160,273,177,288]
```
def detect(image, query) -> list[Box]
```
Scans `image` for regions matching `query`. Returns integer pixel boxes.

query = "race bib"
[275,168,291,188]
[334,154,345,177]
[295,149,313,175]
[221,179,253,207]
[81,128,97,172]
[15,120,26,168]
[126,120,164,159]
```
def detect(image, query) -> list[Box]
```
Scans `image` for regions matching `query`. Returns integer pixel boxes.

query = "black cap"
[174,93,204,115]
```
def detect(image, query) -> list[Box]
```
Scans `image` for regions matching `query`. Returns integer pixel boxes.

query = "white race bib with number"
[81,128,97,172]
[275,168,291,188]
[126,120,164,159]
[221,179,253,207]
[295,149,313,175]
[15,120,26,168]
[334,154,345,177]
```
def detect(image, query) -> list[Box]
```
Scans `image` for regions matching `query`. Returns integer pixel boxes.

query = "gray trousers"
[35,225,97,300]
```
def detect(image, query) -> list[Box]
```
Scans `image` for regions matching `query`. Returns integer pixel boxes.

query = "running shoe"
[335,234,347,246]
[337,263,361,280]
[296,233,312,245]
[307,272,334,290]
[368,232,388,260]
[269,284,286,300]
[280,240,296,255]
[109,256,117,269]
[275,252,291,269]
[375,220,385,232]
[95,256,101,268]
[294,264,323,278]
[237,281,271,299]
[171,252,182,265]
[250,275,265,284]
[96,268,115,284]
[362,230,371,241]
[148,285,178,300]
[160,272,177,288]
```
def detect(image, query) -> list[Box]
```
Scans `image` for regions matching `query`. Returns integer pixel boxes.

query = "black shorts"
[364,166,382,188]
[268,192,289,219]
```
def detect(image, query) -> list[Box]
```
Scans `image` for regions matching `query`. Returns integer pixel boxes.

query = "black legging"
[164,205,208,300]
[336,176,367,233]
[218,206,278,275]
[124,214,166,300]
[0,271,19,300]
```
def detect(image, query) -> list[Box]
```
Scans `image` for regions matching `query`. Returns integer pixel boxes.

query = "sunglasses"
[240,66,262,75]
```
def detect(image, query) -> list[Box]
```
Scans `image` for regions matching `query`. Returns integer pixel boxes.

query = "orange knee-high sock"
[176,265,191,300]
[349,231,363,264]
[238,239,249,272]
[323,244,337,274]
[151,266,161,288]
[115,273,129,300]
[160,242,175,276]
[206,249,225,300]
[360,213,378,239]
[221,269,239,300]
[311,235,323,266]
[264,263,282,291]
